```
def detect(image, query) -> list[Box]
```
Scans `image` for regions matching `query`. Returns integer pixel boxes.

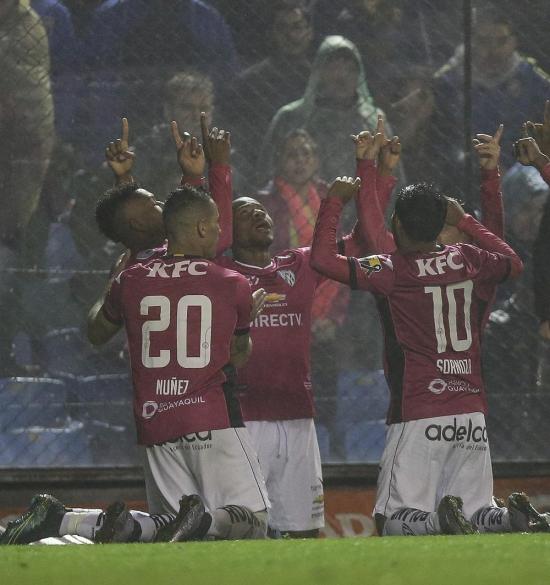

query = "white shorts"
[246,418,324,532]
[142,427,270,516]
[375,412,493,520]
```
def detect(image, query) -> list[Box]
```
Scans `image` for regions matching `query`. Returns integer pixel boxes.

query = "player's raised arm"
[446,198,523,279]
[526,99,550,161]
[105,117,135,185]
[351,117,399,255]
[200,112,233,255]
[514,128,550,185]
[310,177,362,284]
[473,124,504,237]
[171,120,206,184]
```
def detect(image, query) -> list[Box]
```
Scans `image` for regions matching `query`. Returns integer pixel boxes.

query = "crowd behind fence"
[1,0,550,468]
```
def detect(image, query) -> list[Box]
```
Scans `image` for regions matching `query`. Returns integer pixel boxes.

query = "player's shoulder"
[211,261,250,285]
[133,245,167,263]
[274,246,309,268]
[453,242,492,261]
[113,261,150,285]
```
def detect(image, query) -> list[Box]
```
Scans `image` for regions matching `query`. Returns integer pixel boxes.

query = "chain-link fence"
[1,0,550,468]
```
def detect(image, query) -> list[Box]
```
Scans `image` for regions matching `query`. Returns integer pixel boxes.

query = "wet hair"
[394,183,448,242]
[164,70,214,106]
[95,182,141,243]
[163,185,215,236]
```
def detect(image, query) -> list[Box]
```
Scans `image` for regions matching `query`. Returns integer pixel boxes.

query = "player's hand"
[445,197,466,226]
[251,288,266,321]
[526,100,550,158]
[327,176,361,204]
[539,321,550,341]
[351,114,387,160]
[201,112,231,165]
[378,135,401,176]
[473,124,503,170]
[171,120,205,177]
[105,118,135,181]
[514,128,549,170]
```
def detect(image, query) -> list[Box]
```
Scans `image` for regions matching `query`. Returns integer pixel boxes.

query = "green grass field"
[3,535,550,585]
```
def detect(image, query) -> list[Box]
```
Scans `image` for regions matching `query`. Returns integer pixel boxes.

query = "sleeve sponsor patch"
[358,255,392,276]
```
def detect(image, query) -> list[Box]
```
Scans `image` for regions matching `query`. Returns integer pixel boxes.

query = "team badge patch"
[277,269,296,287]
[359,256,385,276]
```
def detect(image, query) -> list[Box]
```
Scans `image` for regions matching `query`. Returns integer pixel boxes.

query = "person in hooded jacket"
[259,36,394,187]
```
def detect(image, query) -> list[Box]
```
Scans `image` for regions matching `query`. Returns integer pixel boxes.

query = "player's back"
[107,254,252,445]
[360,243,512,424]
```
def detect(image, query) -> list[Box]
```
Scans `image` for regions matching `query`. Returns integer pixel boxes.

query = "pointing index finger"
[493,123,504,144]
[121,117,129,144]
[171,120,183,148]
[200,112,209,145]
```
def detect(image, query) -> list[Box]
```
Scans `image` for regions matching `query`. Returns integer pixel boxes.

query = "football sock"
[131,511,174,542]
[59,509,104,539]
[382,508,440,536]
[470,505,511,533]
[207,506,268,539]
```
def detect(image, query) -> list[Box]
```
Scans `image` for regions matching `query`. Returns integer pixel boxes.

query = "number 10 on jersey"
[424,280,473,354]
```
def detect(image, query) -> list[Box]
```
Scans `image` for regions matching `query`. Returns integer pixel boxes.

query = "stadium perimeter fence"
[1,0,550,473]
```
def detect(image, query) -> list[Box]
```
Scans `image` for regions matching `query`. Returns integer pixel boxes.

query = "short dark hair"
[163,185,214,235]
[268,0,310,29]
[95,182,141,243]
[394,183,448,242]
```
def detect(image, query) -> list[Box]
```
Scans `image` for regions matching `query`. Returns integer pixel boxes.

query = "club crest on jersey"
[359,256,387,276]
[246,275,260,286]
[277,269,296,287]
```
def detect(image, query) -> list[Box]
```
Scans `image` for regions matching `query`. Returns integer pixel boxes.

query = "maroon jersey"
[350,246,511,422]
[103,254,252,445]
[311,197,524,424]
[218,250,321,421]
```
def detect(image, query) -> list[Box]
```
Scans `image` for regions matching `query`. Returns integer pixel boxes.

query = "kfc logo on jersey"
[416,251,464,277]
[277,270,296,287]
[146,260,208,278]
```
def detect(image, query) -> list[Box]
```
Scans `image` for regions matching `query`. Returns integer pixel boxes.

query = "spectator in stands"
[62,0,238,163]
[260,36,388,186]
[427,4,550,192]
[226,1,313,190]
[323,1,426,110]
[134,71,215,199]
[31,0,78,141]
[0,0,54,376]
